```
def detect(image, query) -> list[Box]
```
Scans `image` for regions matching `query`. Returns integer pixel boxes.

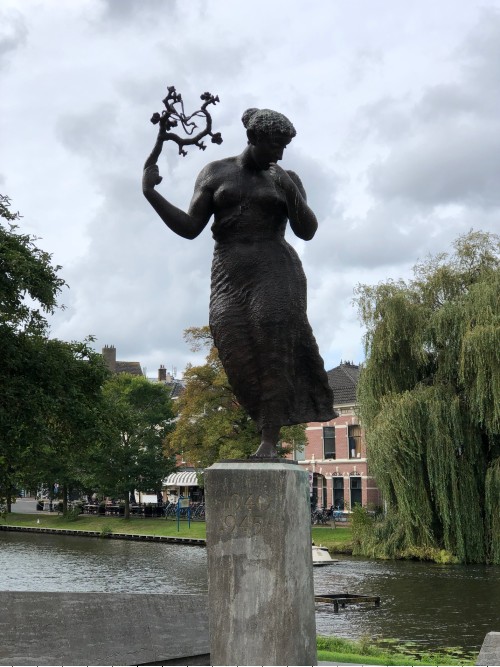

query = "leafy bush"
[64,505,82,522]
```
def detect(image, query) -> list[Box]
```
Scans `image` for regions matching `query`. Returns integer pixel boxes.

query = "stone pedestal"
[205,460,317,666]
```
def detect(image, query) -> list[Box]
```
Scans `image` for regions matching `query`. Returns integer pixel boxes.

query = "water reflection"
[1,532,499,651]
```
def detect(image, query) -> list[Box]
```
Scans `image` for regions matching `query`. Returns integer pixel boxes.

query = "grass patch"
[5,514,351,547]
[2,513,207,540]
[318,649,406,665]
[311,525,352,553]
[99,524,113,538]
[316,635,477,666]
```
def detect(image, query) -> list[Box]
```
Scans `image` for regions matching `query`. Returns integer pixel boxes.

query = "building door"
[350,476,362,507]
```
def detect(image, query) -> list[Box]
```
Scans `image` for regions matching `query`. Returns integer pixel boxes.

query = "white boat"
[312,544,338,566]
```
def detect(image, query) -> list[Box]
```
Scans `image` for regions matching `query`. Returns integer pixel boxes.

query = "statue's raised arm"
[142,86,223,239]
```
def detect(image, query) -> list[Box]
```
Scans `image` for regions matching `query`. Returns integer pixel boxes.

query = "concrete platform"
[476,631,500,666]
[0,591,209,666]
[2,589,491,665]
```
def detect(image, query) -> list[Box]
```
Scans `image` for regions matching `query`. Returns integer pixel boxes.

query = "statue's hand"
[269,163,297,196]
[142,164,163,192]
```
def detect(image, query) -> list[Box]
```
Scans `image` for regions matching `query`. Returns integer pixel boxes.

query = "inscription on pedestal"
[222,493,270,536]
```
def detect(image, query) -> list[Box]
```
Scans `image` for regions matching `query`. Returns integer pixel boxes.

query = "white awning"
[163,471,199,487]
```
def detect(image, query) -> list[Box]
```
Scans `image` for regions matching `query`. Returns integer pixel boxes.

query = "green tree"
[92,373,176,518]
[0,194,111,513]
[1,195,63,511]
[355,230,500,563]
[166,326,306,468]
[0,194,64,333]
[24,338,111,513]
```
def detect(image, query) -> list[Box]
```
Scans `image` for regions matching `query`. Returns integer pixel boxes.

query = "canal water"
[1,531,499,652]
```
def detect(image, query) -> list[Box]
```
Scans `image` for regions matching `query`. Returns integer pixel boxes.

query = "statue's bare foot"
[251,426,280,458]
[251,442,278,458]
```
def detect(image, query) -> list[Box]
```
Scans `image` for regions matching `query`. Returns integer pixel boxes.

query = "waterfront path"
[10,497,39,514]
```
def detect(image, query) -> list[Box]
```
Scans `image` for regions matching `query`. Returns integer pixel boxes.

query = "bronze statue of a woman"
[143,104,334,457]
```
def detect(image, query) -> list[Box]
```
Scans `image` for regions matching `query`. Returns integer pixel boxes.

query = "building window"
[323,426,335,459]
[350,475,362,507]
[333,477,344,510]
[348,424,362,458]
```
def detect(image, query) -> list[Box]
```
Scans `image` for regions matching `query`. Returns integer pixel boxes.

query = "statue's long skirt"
[209,237,334,430]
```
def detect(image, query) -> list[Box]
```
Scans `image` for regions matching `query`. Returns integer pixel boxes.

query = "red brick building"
[291,362,382,511]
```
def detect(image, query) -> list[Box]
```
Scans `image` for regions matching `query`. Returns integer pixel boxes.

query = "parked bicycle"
[190,502,206,520]
[311,507,329,525]
[163,501,178,518]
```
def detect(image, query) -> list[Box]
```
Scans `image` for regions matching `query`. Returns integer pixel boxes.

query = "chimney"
[158,364,167,382]
[102,345,117,372]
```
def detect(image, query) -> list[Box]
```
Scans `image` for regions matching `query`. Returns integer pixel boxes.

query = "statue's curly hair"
[241,108,296,138]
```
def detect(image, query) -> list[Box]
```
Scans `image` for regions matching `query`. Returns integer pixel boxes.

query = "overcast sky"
[2,0,499,378]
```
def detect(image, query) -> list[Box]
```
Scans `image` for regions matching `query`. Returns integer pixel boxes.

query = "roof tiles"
[326,362,360,406]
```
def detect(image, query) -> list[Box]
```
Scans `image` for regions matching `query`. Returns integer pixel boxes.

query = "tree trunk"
[124,494,130,520]
[62,484,68,514]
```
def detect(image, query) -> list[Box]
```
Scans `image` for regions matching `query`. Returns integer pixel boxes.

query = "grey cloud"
[0,9,27,70]
[56,104,123,162]
[154,35,249,83]
[363,11,500,210]
[348,47,385,86]
[301,195,478,275]
[352,96,413,144]
[416,85,482,121]
[459,7,500,86]
[94,0,178,26]
[370,123,500,208]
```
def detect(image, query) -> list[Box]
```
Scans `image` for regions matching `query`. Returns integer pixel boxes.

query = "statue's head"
[242,108,296,169]
[242,108,296,140]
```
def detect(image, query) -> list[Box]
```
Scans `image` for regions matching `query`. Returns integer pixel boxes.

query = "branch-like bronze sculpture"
[145,86,223,176]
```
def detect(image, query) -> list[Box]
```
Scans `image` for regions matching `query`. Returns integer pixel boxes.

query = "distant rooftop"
[148,364,185,399]
[326,361,360,406]
[167,379,185,399]
[101,345,143,376]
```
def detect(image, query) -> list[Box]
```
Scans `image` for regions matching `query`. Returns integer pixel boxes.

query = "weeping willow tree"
[355,231,500,563]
